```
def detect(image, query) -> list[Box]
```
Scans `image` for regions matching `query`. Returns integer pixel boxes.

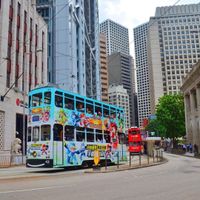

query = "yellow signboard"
[93,150,100,166]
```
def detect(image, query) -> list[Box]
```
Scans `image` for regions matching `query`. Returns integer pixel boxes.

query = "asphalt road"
[1,153,200,200]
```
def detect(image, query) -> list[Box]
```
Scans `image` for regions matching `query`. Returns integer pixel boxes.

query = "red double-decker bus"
[128,127,142,154]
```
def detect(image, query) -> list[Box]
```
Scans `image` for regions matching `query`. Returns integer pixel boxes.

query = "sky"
[99,0,200,56]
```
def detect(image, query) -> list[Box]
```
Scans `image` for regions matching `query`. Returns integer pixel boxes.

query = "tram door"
[53,124,64,166]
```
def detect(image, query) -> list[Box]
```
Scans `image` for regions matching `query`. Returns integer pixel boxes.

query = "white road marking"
[0,185,68,194]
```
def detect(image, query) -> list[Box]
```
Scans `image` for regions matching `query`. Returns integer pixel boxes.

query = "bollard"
[117,151,119,169]
[129,152,131,167]
[161,149,163,161]
[147,153,149,165]
[105,155,107,171]
[139,153,141,166]
[153,150,155,163]
[156,150,158,162]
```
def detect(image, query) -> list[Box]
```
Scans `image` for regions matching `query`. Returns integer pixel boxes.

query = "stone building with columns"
[181,61,200,148]
[0,0,47,166]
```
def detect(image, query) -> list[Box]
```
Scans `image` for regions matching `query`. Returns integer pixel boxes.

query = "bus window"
[86,100,93,114]
[55,91,63,108]
[53,124,63,141]
[28,127,31,142]
[104,130,110,143]
[76,127,85,142]
[64,125,74,141]
[64,94,74,110]
[86,128,94,142]
[103,105,109,118]
[76,97,84,112]
[41,125,51,141]
[95,103,102,116]
[96,129,103,142]
[44,92,51,105]
[32,93,42,107]
[33,126,40,141]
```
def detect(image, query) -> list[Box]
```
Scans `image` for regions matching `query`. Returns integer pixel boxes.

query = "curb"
[84,158,168,173]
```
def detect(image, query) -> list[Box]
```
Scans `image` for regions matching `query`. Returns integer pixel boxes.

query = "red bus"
[128,127,142,154]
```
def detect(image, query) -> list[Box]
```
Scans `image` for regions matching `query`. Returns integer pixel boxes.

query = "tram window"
[110,109,116,119]
[86,128,94,142]
[64,94,74,110]
[33,126,40,141]
[53,124,63,141]
[86,101,93,114]
[28,96,31,108]
[32,93,42,107]
[104,130,110,143]
[103,106,109,117]
[96,129,103,142]
[95,103,102,116]
[129,130,139,135]
[41,125,51,141]
[55,92,63,108]
[76,98,84,112]
[64,125,74,141]
[129,142,141,146]
[28,127,31,142]
[44,92,51,105]
[76,127,85,142]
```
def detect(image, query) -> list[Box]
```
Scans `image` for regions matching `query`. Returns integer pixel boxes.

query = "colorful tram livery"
[26,85,125,168]
[128,127,142,154]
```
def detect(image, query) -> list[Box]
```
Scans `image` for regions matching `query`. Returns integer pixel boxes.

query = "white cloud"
[99,0,200,56]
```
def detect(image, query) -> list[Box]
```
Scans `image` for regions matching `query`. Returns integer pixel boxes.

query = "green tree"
[155,94,185,139]
[145,118,166,137]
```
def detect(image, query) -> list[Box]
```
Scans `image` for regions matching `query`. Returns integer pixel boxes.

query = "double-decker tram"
[128,127,142,154]
[26,85,125,168]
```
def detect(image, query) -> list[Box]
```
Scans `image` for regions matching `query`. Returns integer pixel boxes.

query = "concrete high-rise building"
[100,19,129,56]
[108,85,130,130]
[0,0,47,164]
[100,19,137,126]
[108,52,137,126]
[99,33,109,102]
[148,3,200,113]
[36,0,100,99]
[134,22,151,127]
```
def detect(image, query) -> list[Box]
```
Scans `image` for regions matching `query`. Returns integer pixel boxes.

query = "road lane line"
[0,185,68,194]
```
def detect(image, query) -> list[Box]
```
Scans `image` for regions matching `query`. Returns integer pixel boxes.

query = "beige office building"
[0,0,47,165]
[108,85,130,131]
[99,33,109,102]
[148,3,200,113]
[181,61,200,148]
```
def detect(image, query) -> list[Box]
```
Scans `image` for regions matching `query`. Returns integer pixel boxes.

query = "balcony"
[17,15,20,28]
[8,32,12,46]
[16,40,19,52]
[9,6,13,19]
[7,59,11,73]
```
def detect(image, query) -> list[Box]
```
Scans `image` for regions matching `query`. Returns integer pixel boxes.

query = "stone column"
[196,86,200,115]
